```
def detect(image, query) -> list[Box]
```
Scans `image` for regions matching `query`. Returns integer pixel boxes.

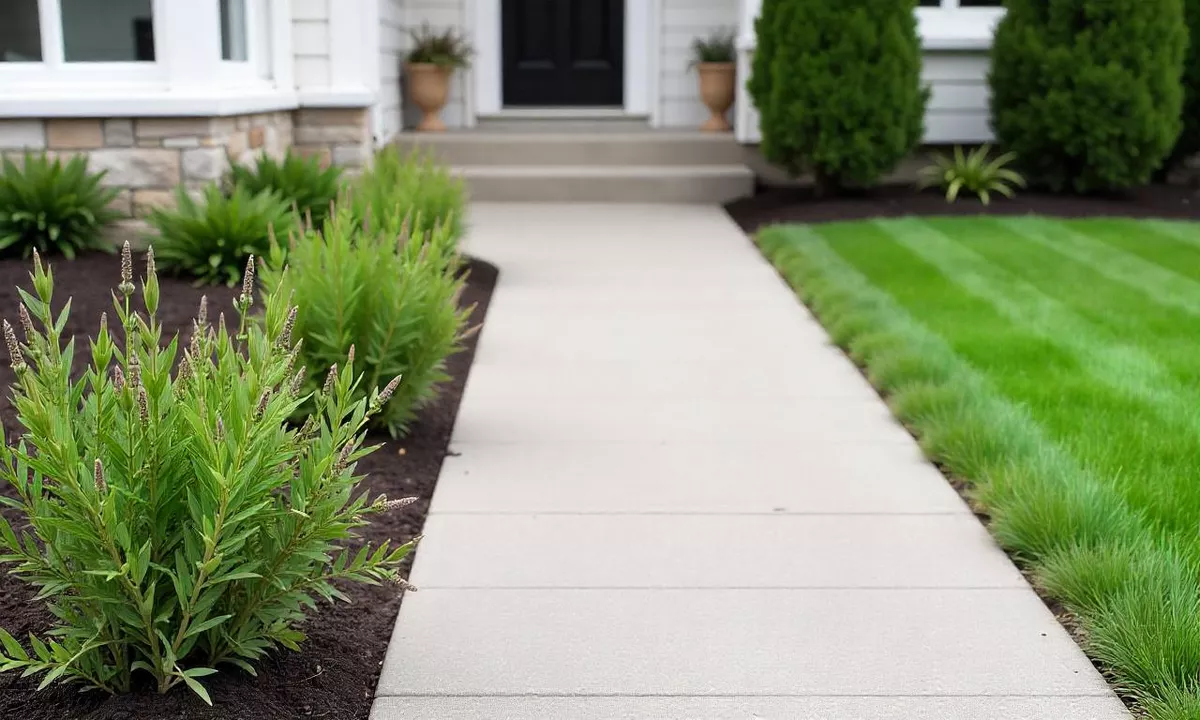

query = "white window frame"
[0,0,297,116]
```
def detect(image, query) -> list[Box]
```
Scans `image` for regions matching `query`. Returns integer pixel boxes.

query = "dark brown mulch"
[0,252,498,720]
[726,182,1200,234]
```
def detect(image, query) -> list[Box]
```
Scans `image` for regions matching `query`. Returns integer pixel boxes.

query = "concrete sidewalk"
[371,204,1128,720]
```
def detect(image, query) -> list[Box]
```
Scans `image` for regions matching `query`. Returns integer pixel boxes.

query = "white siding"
[737,49,992,145]
[403,0,468,129]
[378,0,405,143]
[292,0,332,90]
[658,0,740,127]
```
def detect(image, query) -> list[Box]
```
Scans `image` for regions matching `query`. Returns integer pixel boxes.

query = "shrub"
[352,150,466,246]
[990,0,1187,192]
[263,200,473,437]
[0,244,418,702]
[149,184,296,286]
[228,151,342,227]
[748,0,785,162]
[760,0,927,191]
[0,152,119,259]
[1169,0,1200,169]
[917,145,1026,205]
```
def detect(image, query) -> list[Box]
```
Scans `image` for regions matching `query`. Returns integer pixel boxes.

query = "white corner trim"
[468,0,658,121]
[0,89,300,117]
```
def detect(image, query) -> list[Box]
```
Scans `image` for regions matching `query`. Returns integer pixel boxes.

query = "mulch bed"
[0,252,498,720]
[726,182,1200,234]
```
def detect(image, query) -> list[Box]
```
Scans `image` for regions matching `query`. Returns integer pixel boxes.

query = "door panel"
[502,0,624,107]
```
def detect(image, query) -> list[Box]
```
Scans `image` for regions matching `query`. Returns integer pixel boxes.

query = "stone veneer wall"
[0,113,293,221]
[291,108,373,172]
[0,107,374,224]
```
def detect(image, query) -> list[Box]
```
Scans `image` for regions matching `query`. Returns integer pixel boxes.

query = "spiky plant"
[263,198,474,437]
[917,145,1027,205]
[691,28,736,65]
[148,184,296,286]
[227,151,343,227]
[0,243,419,703]
[405,23,473,68]
[0,151,119,259]
[351,150,466,250]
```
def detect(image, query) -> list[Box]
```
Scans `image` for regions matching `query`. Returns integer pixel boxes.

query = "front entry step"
[452,164,754,204]
[397,131,747,167]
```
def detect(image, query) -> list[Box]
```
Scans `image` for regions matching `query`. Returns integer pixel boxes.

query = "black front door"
[502,0,624,107]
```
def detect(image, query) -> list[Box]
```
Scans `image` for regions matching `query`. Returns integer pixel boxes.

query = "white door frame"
[464,0,660,125]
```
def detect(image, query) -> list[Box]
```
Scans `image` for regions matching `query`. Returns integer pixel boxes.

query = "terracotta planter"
[406,63,453,132]
[696,62,736,132]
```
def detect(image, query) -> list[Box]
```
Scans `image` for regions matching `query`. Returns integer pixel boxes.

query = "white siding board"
[377,0,406,144]
[292,0,331,94]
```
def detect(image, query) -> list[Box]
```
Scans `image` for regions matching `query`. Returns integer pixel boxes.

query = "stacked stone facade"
[0,108,374,222]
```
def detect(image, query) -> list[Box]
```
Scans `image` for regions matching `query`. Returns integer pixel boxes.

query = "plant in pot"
[405,23,473,132]
[691,29,737,132]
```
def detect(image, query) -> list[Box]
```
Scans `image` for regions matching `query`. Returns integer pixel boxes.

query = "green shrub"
[263,200,472,437]
[748,0,785,165]
[761,0,927,191]
[149,184,296,286]
[1169,0,1200,169]
[0,152,119,258]
[917,145,1026,205]
[352,150,465,245]
[0,244,417,702]
[990,0,1187,192]
[228,151,343,227]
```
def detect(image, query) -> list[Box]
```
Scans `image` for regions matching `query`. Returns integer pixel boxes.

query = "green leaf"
[180,670,214,705]
[184,614,233,638]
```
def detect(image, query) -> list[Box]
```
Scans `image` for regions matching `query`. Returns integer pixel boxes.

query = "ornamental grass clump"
[0,243,419,702]
[263,199,473,437]
[352,149,466,246]
[228,151,343,228]
[0,151,120,259]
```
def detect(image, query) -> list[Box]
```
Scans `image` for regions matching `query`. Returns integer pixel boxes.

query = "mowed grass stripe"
[757,222,1200,718]
[941,217,1200,392]
[831,219,1200,544]
[1072,219,1200,284]
[995,216,1200,317]
[864,216,1200,542]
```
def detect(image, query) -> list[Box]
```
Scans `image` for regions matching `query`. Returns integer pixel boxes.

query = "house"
[0,1,1003,207]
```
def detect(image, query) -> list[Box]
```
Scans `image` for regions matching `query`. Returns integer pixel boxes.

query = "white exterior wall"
[292,0,332,90]
[378,0,405,144]
[658,0,740,127]
[403,0,468,129]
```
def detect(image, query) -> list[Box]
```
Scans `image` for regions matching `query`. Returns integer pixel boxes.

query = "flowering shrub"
[263,200,473,436]
[0,244,418,702]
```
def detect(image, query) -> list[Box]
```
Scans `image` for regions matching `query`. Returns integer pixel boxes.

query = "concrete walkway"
[371,204,1128,720]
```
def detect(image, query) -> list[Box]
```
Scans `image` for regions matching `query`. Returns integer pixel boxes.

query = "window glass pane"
[958,0,1003,5]
[61,0,154,62]
[0,0,43,62]
[221,0,248,61]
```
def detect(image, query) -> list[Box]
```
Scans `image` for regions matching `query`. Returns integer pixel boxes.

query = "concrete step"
[453,164,754,203]
[474,110,651,132]
[397,131,747,167]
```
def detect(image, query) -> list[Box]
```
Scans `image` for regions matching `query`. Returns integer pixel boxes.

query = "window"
[60,0,154,62]
[0,0,43,62]
[221,0,248,61]
[920,1,1003,5]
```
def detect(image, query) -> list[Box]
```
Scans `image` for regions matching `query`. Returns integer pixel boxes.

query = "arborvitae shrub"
[1169,0,1200,169]
[990,0,1187,192]
[748,0,784,159]
[758,0,927,191]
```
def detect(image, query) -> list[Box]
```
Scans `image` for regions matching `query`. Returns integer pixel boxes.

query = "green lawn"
[757,216,1200,719]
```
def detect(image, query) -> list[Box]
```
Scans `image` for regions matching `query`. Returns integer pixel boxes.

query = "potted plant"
[405,24,473,132]
[691,29,737,132]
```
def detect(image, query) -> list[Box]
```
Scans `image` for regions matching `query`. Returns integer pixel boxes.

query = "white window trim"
[0,0,298,117]
[463,0,662,126]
